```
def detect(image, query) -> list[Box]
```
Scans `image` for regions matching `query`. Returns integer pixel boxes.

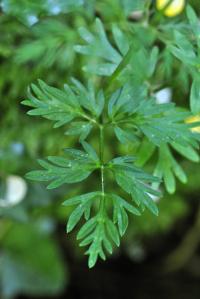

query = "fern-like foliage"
[23,16,200,267]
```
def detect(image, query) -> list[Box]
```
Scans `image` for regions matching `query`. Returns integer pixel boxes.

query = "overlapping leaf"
[15,20,76,68]
[107,156,161,215]
[153,144,187,194]
[108,84,200,148]
[109,193,141,236]
[74,18,126,76]
[75,18,159,81]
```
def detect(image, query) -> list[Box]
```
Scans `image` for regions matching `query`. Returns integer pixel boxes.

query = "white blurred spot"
[155,87,172,104]
[148,193,160,203]
[0,175,27,207]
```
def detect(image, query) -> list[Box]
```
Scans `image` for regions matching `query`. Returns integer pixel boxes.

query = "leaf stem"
[99,125,104,167]
[99,124,105,215]
[104,43,134,97]
[81,112,99,126]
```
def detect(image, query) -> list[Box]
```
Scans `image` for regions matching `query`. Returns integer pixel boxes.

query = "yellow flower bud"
[185,115,200,133]
[156,0,185,17]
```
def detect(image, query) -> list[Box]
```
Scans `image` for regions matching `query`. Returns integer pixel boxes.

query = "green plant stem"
[81,112,99,126]
[104,43,134,98]
[99,124,105,215]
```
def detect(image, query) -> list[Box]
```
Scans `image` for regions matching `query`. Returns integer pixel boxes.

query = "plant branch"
[99,124,105,215]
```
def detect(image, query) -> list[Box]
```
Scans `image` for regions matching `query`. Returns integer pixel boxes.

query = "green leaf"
[111,195,131,236]
[78,18,122,63]
[25,170,56,182]
[62,192,100,207]
[77,217,97,240]
[71,78,105,117]
[75,18,124,76]
[81,141,99,162]
[154,144,188,194]
[106,219,120,246]
[137,103,194,146]
[109,156,160,184]
[22,79,104,130]
[170,45,197,66]
[118,208,128,236]
[120,0,146,15]
[22,80,80,128]
[65,193,100,233]
[47,156,73,167]
[163,167,176,194]
[112,24,129,56]
[190,77,200,114]
[26,148,98,189]
[109,156,136,164]
[130,183,159,215]
[147,46,159,77]
[186,5,200,39]
[79,233,95,247]
[65,121,93,141]
[173,31,195,60]
[172,160,187,184]
[67,205,85,233]
[186,5,198,25]
[108,82,147,118]
[109,157,160,215]
[63,148,89,161]
[76,212,123,267]
[87,222,105,268]
[171,142,199,162]
[114,126,138,144]
[103,237,113,255]
[135,138,156,167]
[110,194,141,216]
[170,30,197,66]
[108,87,198,148]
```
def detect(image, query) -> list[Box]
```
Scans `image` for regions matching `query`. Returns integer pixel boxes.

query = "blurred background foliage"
[1,0,200,298]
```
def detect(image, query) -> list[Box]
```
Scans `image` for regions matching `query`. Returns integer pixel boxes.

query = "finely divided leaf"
[108,156,160,215]
[26,144,99,189]
[74,18,123,76]
[22,80,81,128]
